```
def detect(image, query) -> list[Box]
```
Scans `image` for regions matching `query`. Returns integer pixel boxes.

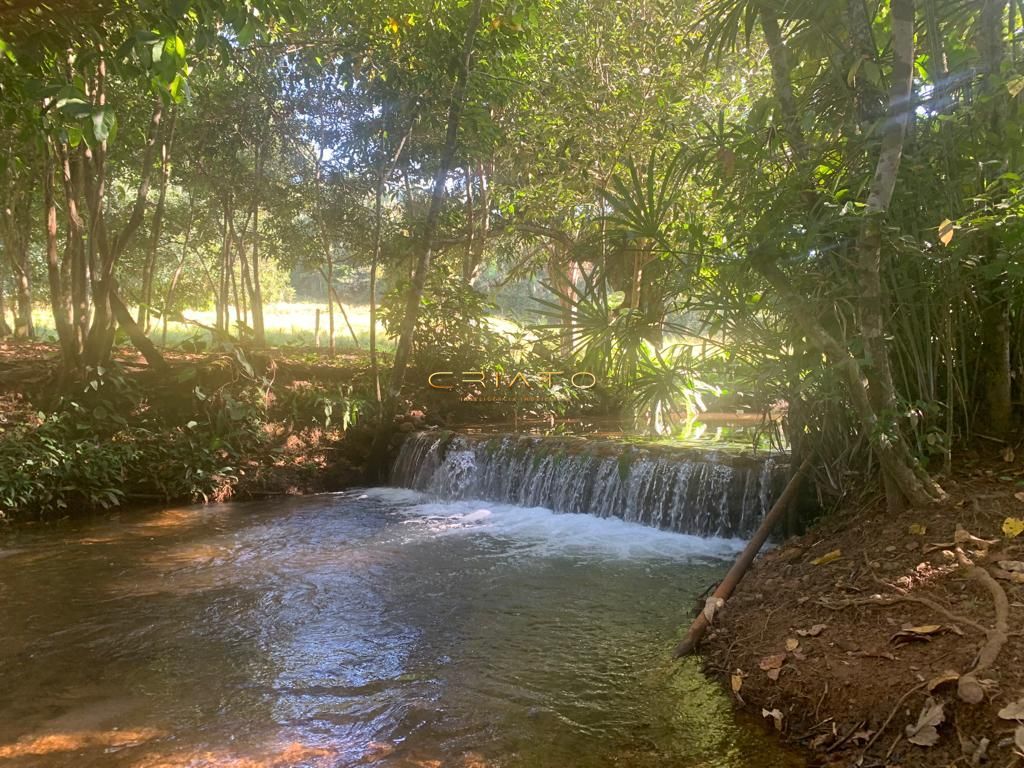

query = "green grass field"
[28,302,389,351]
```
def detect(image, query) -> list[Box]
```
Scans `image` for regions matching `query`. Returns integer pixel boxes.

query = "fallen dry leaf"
[1004,517,1024,538]
[891,624,944,645]
[1015,491,1024,503]
[762,708,784,731]
[731,673,743,694]
[993,568,1024,584]
[759,653,786,671]
[785,637,800,652]
[938,218,955,246]
[703,596,725,624]
[905,698,945,747]
[811,549,842,566]
[1015,725,1024,754]
[927,670,960,692]
[998,697,1024,721]
[797,623,827,637]
[766,667,781,682]
[998,560,1024,572]
[908,523,927,536]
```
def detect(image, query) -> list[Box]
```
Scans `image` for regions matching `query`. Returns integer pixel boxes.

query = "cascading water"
[390,431,789,538]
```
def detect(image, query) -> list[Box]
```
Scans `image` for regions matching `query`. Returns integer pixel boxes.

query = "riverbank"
[0,341,382,520]
[701,449,1024,767]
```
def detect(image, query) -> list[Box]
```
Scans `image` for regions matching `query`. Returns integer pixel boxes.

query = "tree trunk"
[0,261,11,337]
[854,0,919,513]
[326,247,335,357]
[10,255,32,339]
[139,109,176,333]
[385,0,483,406]
[1,161,35,339]
[369,120,414,404]
[81,95,165,368]
[44,138,75,366]
[250,142,266,346]
[977,0,1013,434]
[368,0,484,473]
[110,282,169,371]
[162,193,194,346]
[760,9,805,156]
[979,297,1013,435]
[217,199,232,334]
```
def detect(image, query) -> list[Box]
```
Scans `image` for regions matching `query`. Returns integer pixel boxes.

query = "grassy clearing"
[28,302,390,351]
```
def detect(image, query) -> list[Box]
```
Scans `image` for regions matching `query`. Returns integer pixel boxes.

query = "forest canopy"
[1,0,1023,513]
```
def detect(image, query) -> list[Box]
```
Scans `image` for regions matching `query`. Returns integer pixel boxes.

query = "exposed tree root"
[955,548,1010,704]
[821,529,1013,710]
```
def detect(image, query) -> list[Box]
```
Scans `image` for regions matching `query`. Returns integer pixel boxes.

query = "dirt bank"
[701,450,1024,766]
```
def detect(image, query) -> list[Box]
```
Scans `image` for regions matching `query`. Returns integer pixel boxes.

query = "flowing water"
[0,489,802,768]
[392,432,786,538]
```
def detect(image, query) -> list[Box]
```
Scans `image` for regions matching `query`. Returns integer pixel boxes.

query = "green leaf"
[0,37,15,63]
[237,20,257,46]
[91,106,116,143]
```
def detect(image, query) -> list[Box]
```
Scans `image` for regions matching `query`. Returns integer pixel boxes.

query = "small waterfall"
[390,432,789,538]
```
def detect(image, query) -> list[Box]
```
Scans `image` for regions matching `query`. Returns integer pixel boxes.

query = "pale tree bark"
[754,0,943,510]
[250,140,266,346]
[760,8,805,157]
[139,109,176,333]
[162,191,194,346]
[1,149,36,339]
[0,261,11,337]
[43,136,75,366]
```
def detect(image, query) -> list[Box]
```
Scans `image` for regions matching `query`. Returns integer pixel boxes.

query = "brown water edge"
[0,491,805,768]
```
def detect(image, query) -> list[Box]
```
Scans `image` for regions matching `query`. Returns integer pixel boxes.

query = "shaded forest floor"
[703,449,1024,767]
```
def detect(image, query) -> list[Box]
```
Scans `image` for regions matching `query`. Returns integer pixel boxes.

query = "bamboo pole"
[674,457,813,658]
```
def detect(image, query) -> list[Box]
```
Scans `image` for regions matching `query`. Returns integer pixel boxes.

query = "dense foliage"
[1,0,1023,512]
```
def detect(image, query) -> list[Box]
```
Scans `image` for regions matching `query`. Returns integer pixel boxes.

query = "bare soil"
[702,449,1024,767]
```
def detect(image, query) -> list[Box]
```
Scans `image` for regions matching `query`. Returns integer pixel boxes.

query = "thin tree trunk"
[109,282,169,371]
[384,0,484,409]
[218,199,232,334]
[755,257,943,507]
[139,109,176,332]
[10,254,32,339]
[977,0,1013,435]
[760,9,805,157]
[326,247,335,356]
[83,95,165,367]
[43,137,75,365]
[1,164,35,339]
[328,283,360,347]
[369,120,414,404]
[250,141,266,346]
[162,192,195,346]
[0,261,11,337]
[855,0,920,512]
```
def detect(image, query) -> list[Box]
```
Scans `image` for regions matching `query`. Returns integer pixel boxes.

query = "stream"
[0,489,802,767]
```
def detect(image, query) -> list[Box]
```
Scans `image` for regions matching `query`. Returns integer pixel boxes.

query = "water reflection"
[0,492,801,767]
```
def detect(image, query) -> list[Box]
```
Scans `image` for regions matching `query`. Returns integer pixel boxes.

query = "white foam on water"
[389,495,747,561]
